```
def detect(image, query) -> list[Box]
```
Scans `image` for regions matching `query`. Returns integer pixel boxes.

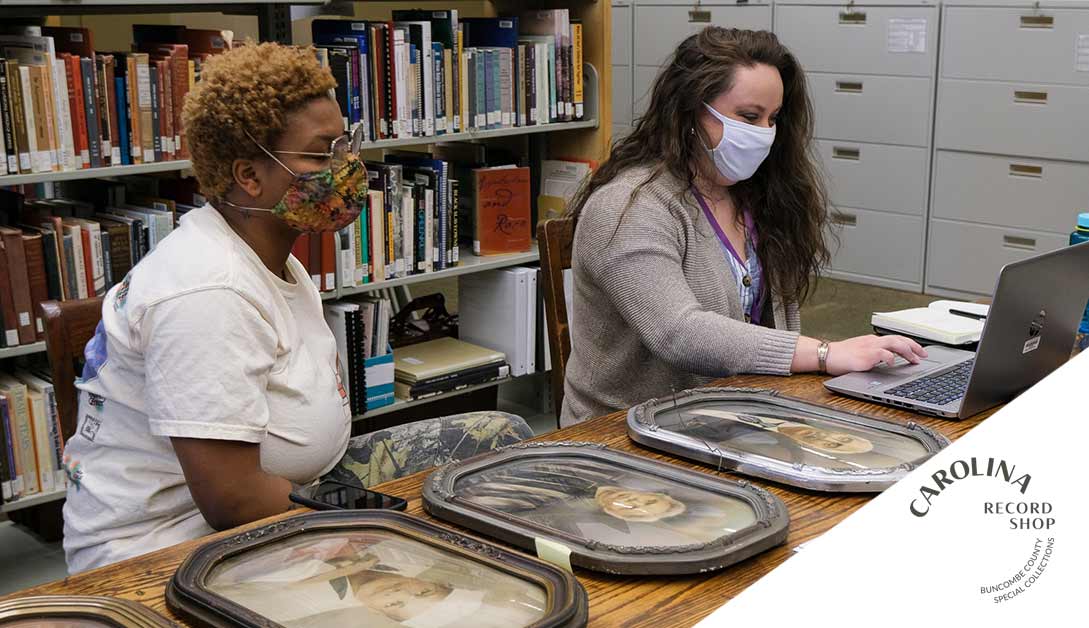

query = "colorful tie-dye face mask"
[221,131,368,233]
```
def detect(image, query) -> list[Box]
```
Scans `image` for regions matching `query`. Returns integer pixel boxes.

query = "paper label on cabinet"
[888,18,927,54]
[1077,34,1089,72]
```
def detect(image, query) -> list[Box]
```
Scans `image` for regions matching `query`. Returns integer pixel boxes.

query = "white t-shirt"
[62,205,351,574]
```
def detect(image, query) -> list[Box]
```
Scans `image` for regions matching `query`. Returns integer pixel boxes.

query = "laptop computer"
[824,240,1089,419]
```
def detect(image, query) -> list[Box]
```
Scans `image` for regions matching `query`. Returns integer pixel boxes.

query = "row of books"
[0,24,231,177]
[0,369,65,504]
[324,297,392,416]
[311,9,585,143]
[319,150,532,289]
[0,187,202,346]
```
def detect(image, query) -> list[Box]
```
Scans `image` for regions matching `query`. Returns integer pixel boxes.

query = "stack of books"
[310,9,585,144]
[0,24,232,177]
[0,369,66,505]
[393,336,509,401]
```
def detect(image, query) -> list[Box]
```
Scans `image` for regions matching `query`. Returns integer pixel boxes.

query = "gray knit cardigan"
[559,166,802,426]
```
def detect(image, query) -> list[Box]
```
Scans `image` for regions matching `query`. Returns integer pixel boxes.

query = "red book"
[321,232,336,292]
[20,233,48,340]
[472,166,532,255]
[60,54,89,168]
[291,233,310,275]
[80,228,95,297]
[0,228,35,345]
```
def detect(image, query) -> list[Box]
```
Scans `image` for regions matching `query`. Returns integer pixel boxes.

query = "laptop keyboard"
[886,359,975,406]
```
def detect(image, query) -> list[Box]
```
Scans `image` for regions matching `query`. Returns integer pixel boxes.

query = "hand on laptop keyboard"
[887,359,975,406]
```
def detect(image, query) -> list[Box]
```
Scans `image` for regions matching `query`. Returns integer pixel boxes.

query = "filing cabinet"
[630,1,773,122]
[612,0,635,139]
[775,0,939,291]
[928,0,1089,297]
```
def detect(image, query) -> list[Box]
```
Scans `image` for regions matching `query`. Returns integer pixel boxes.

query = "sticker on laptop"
[1022,337,1042,354]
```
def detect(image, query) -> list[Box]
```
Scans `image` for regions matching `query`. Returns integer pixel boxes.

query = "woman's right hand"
[825,335,928,376]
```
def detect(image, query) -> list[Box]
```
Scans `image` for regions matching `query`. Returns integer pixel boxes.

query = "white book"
[393,29,410,139]
[62,223,88,299]
[50,58,77,172]
[339,222,356,289]
[0,375,38,496]
[424,187,434,273]
[871,300,989,346]
[459,269,533,376]
[395,22,434,136]
[25,389,55,494]
[323,302,359,402]
[72,219,105,296]
[15,371,65,489]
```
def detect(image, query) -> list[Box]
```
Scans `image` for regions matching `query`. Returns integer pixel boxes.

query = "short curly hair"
[182,42,337,199]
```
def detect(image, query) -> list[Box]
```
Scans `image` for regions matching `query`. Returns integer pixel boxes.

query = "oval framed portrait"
[627,387,950,492]
[166,510,587,628]
[422,442,789,575]
[0,595,174,627]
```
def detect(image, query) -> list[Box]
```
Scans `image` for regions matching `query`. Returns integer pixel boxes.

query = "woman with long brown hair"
[561,27,926,425]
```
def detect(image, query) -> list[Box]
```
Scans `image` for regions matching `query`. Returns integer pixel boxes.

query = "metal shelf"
[1,489,65,514]
[0,120,596,187]
[355,377,512,421]
[361,119,598,150]
[0,342,47,360]
[0,161,193,187]
[339,244,539,297]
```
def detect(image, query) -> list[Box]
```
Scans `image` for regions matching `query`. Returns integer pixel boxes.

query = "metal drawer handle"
[832,147,861,160]
[1003,235,1037,250]
[830,212,858,226]
[689,9,711,23]
[839,11,867,25]
[835,81,864,94]
[1019,15,1054,29]
[1009,164,1043,178]
[1014,90,1048,104]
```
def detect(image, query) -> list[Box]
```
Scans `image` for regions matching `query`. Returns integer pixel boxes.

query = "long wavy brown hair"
[570,27,830,305]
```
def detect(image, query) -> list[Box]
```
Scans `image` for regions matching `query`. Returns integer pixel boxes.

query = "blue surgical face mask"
[702,103,776,183]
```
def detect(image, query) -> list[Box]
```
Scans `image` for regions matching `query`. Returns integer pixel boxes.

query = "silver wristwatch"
[817,340,831,374]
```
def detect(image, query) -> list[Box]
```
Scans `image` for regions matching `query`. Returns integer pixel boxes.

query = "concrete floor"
[0,276,934,596]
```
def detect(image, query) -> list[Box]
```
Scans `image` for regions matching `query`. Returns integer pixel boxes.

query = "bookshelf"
[0,0,614,524]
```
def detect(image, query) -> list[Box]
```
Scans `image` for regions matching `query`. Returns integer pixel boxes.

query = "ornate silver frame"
[627,387,950,492]
[166,510,587,628]
[0,595,175,626]
[422,442,789,575]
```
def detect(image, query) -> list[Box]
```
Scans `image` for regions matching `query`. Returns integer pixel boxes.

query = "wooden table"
[3,374,997,627]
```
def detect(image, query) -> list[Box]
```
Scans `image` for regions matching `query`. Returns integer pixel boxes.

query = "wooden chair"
[537,217,576,425]
[40,297,104,442]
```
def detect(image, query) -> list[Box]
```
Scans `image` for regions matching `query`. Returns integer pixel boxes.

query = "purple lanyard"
[692,187,765,324]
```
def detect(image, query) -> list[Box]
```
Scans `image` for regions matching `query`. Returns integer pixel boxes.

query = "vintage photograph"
[658,401,933,470]
[453,458,759,548]
[205,530,548,628]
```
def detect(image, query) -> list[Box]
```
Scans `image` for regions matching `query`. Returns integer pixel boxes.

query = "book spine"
[392,29,408,139]
[0,398,13,500]
[21,235,47,338]
[28,393,54,494]
[79,228,94,297]
[101,230,113,290]
[457,29,467,132]
[43,386,65,488]
[136,56,154,163]
[80,58,101,168]
[63,56,88,168]
[359,47,372,142]
[474,51,486,130]
[0,62,17,174]
[157,58,174,159]
[2,230,35,344]
[9,387,39,495]
[572,22,584,120]
[173,48,189,159]
[0,232,16,346]
[437,164,447,270]
[349,47,362,132]
[433,44,445,134]
[50,59,77,172]
[517,45,526,127]
[409,44,420,137]
[62,234,78,300]
[126,56,141,164]
[24,66,51,173]
[95,56,112,166]
[149,64,162,162]
[450,177,460,265]
[6,61,32,173]
[445,46,455,134]
[33,63,60,172]
[40,232,62,301]
[499,49,512,128]
[400,185,413,276]
[3,396,24,497]
[115,77,130,165]
[414,184,426,273]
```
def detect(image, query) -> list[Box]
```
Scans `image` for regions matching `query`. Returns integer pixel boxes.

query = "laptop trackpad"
[865,357,947,387]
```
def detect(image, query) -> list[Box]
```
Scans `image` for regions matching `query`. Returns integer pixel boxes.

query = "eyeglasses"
[247,125,366,176]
